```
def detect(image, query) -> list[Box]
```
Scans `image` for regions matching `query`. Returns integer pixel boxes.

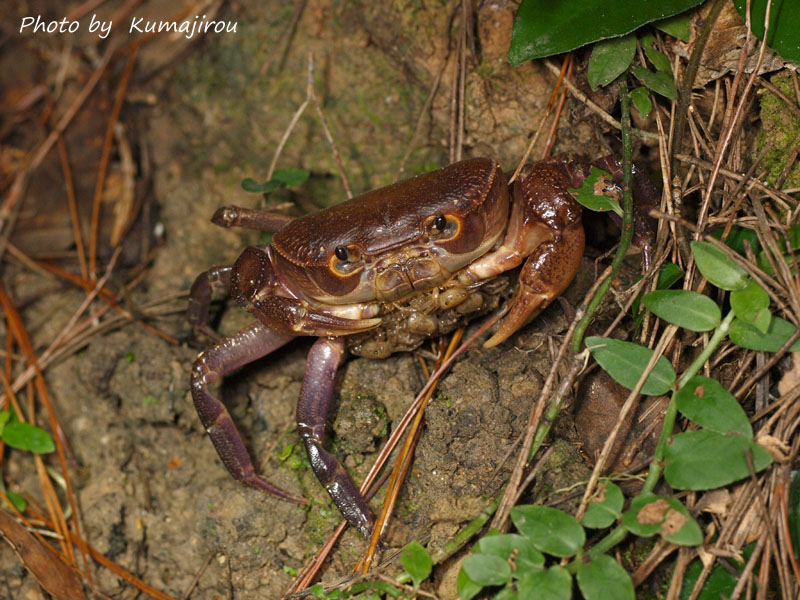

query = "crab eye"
[434,214,447,231]
[335,246,349,261]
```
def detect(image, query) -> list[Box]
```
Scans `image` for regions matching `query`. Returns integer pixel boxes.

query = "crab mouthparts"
[374,252,446,302]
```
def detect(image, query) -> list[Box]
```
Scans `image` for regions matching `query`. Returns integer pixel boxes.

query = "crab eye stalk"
[434,214,447,231]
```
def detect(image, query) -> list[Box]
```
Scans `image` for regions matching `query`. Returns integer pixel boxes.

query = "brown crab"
[188,155,647,537]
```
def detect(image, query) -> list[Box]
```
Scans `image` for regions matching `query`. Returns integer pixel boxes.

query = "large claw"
[484,223,584,347]
[466,158,585,347]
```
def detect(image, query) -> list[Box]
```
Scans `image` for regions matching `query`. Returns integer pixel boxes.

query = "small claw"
[484,285,552,348]
[251,295,382,337]
[300,311,382,337]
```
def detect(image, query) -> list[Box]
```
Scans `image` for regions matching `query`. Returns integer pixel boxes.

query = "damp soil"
[2,1,665,598]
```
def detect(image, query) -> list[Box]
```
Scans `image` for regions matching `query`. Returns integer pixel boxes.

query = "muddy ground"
[2,0,670,598]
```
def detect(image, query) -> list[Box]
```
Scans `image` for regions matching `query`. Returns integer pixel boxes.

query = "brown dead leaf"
[755,433,789,462]
[777,352,800,397]
[695,489,731,516]
[0,510,86,600]
[672,2,785,87]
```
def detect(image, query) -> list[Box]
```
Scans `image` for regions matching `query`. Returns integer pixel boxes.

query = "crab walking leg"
[191,323,307,504]
[188,265,233,340]
[211,205,295,232]
[296,337,374,537]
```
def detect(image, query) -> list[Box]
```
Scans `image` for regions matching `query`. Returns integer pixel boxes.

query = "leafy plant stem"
[575,310,734,569]
[641,309,734,493]
[430,492,503,566]
[572,81,635,353]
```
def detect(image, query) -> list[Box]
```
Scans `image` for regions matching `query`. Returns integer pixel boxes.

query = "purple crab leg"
[191,322,308,505]
[211,205,295,231]
[296,337,374,537]
[188,265,233,341]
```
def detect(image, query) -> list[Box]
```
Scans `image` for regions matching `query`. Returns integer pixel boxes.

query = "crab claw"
[480,159,586,348]
[484,223,584,347]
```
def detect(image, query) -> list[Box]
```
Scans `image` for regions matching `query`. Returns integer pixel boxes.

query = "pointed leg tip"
[482,330,508,348]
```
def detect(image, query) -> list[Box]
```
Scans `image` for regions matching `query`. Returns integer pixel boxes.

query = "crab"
[188,155,650,538]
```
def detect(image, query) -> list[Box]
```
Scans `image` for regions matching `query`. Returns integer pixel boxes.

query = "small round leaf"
[510,505,585,557]
[2,422,55,454]
[517,566,572,600]
[569,167,623,216]
[588,35,636,89]
[271,167,310,187]
[675,377,752,437]
[630,87,653,119]
[585,337,676,396]
[643,290,721,331]
[656,262,684,289]
[475,533,544,573]
[664,430,773,490]
[690,241,749,290]
[730,280,771,332]
[461,554,511,587]
[631,65,677,99]
[621,494,703,546]
[582,480,624,529]
[730,316,800,353]
[457,569,483,600]
[576,554,634,600]
[401,540,432,588]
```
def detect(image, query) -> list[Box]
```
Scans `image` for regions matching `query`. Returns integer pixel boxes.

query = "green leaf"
[621,494,703,545]
[681,557,738,600]
[630,87,653,118]
[516,566,572,600]
[6,490,27,512]
[510,505,585,557]
[730,279,771,333]
[582,480,624,529]
[675,377,753,438]
[657,262,684,289]
[576,554,635,600]
[729,316,800,352]
[643,290,721,332]
[272,167,310,187]
[587,35,636,89]
[654,13,691,41]
[1,422,55,454]
[732,0,800,65]
[457,569,483,600]
[691,241,750,290]
[569,167,623,216]
[757,250,798,278]
[631,65,677,99]
[711,226,762,256]
[664,430,773,490]
[508,0,705,64]
[241,178,282,194]
[401,540,432,588]
[461,553,511,587]
[475,533,544,574]
[640,34,672,72]
[277,443,295,461]
[0,411,9,436]
[586,336,676,396]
